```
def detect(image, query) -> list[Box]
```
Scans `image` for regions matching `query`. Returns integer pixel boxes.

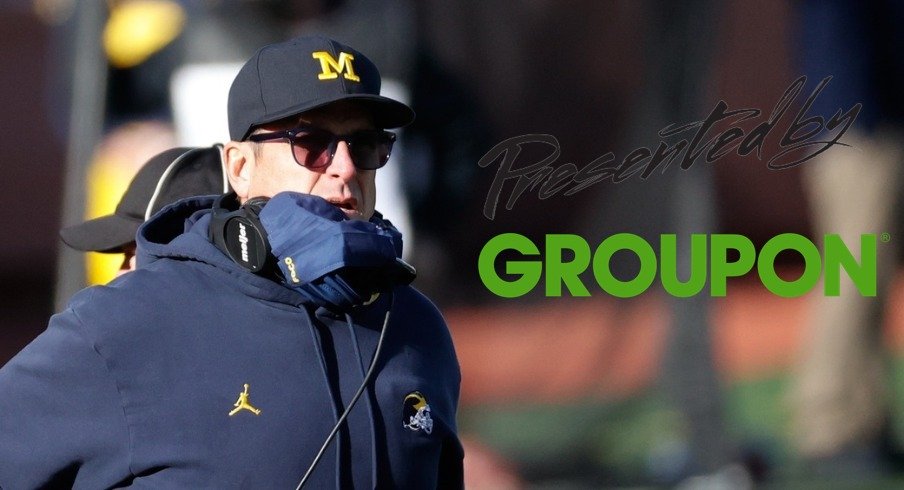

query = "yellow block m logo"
[311,51,361,82]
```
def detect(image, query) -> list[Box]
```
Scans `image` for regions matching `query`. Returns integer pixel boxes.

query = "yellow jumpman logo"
[229,384,261,416]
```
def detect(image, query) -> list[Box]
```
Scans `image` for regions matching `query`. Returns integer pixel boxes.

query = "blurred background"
[3,0,904,488]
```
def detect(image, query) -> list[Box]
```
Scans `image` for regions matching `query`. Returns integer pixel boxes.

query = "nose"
[327,140,357,180]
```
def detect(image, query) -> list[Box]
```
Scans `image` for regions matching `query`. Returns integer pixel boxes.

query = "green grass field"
[460,355,904,488]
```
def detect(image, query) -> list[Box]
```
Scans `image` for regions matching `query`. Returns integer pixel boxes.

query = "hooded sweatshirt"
[0,196,463,489]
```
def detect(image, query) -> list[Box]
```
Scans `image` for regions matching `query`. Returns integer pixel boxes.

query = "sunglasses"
[247,126,396,170]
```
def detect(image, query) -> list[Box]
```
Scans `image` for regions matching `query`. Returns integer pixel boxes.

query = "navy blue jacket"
[0,197,463,489]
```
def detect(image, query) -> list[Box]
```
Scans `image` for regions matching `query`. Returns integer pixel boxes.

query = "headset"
[208,192,273,274]
[208,191,416,296]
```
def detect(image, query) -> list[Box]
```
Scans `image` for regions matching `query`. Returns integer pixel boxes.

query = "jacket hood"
[135,195,307,307]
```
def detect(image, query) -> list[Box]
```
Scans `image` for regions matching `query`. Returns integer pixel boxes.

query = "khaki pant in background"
[791,129,902,458]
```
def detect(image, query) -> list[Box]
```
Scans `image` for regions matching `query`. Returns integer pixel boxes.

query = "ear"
[223,141,254,201]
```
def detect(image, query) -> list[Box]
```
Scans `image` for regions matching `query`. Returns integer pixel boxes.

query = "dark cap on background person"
[227,35,416,141]
[60,145,230,253]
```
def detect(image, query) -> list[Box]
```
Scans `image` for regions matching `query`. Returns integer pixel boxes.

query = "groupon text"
[478,233,877,298]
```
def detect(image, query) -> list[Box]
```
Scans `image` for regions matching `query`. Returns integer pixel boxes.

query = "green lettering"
[545,235,591,297]
[478,233,542,298]
[758,233,821,297]
[711,234,755,296]
[660,234,707,297]
[592,233,657,298]
[824,234,877,296]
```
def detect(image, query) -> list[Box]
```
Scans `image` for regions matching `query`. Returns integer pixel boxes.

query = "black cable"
[295,308,391,489]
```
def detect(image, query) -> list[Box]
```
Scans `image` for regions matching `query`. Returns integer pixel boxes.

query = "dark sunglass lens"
[376,132,395,167]
[292,131,333,168]
[349,131,394,169]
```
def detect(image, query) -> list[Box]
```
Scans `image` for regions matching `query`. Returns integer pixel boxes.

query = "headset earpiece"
[209,192,272,273]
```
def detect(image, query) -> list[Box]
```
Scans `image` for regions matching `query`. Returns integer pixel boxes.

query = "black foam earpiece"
[209,192,272,273]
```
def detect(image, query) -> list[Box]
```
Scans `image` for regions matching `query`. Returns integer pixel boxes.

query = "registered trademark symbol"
[882,233,891,243]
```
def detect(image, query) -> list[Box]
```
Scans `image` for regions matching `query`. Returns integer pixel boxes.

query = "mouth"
[327,197,361,217]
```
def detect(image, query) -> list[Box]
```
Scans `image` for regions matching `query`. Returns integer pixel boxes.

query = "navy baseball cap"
[60,146,230,253]
[227,35,415,141]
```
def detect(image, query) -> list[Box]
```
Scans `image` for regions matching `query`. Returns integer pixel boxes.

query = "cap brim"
[341,94,416,128]
[246,94,415,139]
[59,214,143,253]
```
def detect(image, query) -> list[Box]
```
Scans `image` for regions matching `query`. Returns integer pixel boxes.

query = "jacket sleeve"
[0,307,131,489]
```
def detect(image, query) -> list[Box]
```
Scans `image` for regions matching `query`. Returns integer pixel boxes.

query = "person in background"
[790,0,904,479]
[60,145,230,277]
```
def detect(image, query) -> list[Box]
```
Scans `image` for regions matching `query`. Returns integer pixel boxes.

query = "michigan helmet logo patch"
[402,391,433,434]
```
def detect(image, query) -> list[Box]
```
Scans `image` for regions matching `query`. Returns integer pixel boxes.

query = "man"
[0,36,463,488]
[59,145,230,276]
